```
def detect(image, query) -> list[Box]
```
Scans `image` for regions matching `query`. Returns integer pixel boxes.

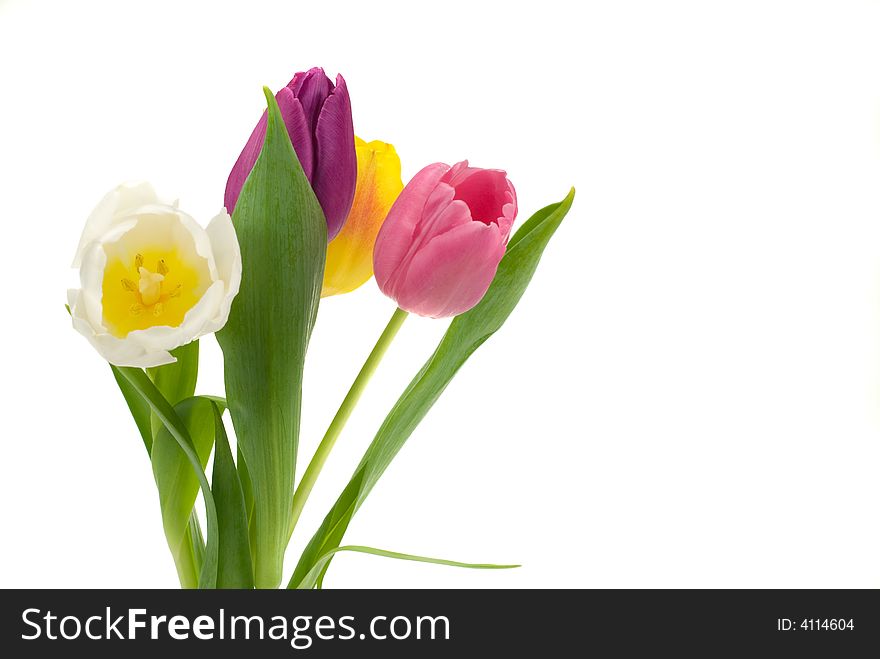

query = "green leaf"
[111,366,153,454]
[237,446,256,556]
[294,545,519,590]
[115,367,220,589]
[151,396,220,588]
[211,402,254,588]
[216,87,327,588]
[186,513,206,578]
[113,342,204,586]
[290,189,575,588]
[97,320,206,586]
[148,340,199,437]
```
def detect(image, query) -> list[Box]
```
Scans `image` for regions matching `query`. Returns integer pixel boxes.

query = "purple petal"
[277,88,314,181]
[224,88,313,213]
[312,74,356,239]
[224,111,267,213]
[290,67,332,135]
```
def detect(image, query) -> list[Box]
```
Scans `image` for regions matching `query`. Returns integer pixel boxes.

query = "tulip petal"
[224,114,267,215]
[203,211,243,333]
[500,179,518,240]
[393,221,505,318]
[312,74,356,239]
[79,240,109,332]
[73,181,159,267]
[386,195,472,297]
[224,91,312,213]
[289,67,332,135]
[278,88,315,181]
[69,288,177,367]
[449,168,510,224]
[322,138,403,297]
[443,164,517,238]
[412,184,473,245]
[440,160,470,184]
[373,162,450,291]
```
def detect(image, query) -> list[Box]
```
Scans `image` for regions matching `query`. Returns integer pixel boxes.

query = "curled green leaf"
[295,545,519,590]
[116,367,220,589]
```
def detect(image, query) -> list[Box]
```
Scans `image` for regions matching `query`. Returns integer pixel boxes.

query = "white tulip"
[68,182,242,368]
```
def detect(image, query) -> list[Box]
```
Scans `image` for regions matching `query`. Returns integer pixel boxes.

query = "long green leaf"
[216,87,327,588]
[116,367,220,589]
[111,342,208,588]
[290,189,575,587]
[148,340,199,437]
[237,446,256,557]
[187,515,206,579]
[211,402,254,588]
[151,396,221,588]
[112,366,153,454]
[295,545,519,590]
[91,316,206,587]
[149,342,205,585]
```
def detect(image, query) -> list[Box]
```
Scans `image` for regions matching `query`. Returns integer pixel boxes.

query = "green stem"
[289,307,408,539]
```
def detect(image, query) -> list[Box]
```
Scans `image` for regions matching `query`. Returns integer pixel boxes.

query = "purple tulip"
[225,68,357,240]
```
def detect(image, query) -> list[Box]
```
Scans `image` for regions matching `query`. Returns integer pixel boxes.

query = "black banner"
[1,589,877,655]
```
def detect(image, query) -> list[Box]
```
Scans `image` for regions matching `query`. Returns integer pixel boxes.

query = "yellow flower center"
[102,249,205,337]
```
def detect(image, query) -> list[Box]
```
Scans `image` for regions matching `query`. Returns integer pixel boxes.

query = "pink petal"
[499,178,518,240]
[373,162,450,291]
[393,221,506,318]
[450,167,512,226]
[387,195,472,295]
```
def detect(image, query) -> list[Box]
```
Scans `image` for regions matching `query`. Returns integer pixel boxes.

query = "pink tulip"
[373,161,517,318]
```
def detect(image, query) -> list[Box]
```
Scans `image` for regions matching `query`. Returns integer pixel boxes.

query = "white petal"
[175,208,221,283]
[117,351,176,368]
[69,288,176,367]
[203,209,242,333]
[66,288,78,312]
[78,241,108,332]
[72,182,160,267]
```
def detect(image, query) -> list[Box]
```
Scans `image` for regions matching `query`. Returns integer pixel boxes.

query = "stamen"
[121,278,136,292]
[157,259,169,276]
[169,284,182,298]
[135,253,144,269]
[152,302,164,317]
[129,303,144,316]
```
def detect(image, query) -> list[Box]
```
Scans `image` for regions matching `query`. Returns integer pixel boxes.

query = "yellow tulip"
[322,137,403,297]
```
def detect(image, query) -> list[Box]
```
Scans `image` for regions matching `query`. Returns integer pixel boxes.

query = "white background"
[1,0,879,588]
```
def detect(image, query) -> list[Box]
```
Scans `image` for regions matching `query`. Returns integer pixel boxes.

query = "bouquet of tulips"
[66,68,575,589]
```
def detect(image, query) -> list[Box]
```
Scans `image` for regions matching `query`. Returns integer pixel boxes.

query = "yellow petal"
[322,136,403,297]
[102,246,206,338]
